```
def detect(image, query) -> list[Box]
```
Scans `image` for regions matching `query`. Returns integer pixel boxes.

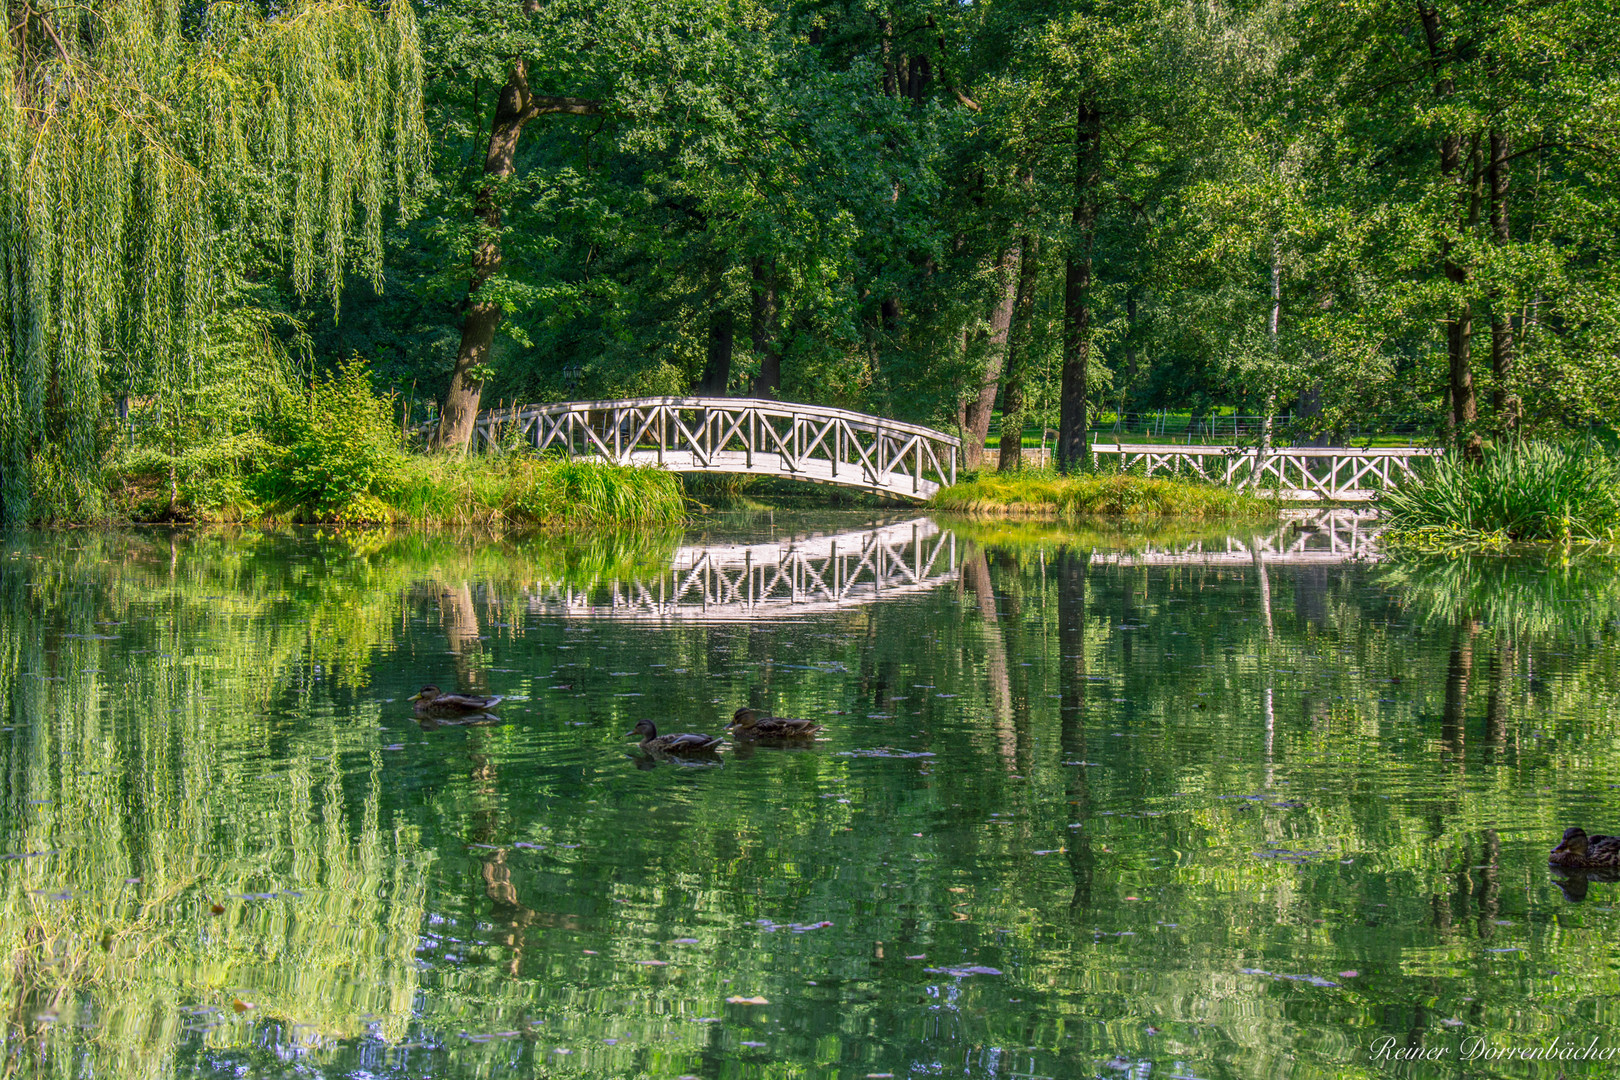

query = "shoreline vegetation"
[929,471,1279,519]
[1379,442,1620,552]
[97,362,688,530]
[110,452,688,530]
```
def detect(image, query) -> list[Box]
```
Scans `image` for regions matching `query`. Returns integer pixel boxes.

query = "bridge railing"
[1090,444,1442,501]
[417,397,961,500]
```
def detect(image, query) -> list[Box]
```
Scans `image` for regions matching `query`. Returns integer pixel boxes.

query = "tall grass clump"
[1380,442,1620,546]
[930,469,1276,518]
[389,454,686,529]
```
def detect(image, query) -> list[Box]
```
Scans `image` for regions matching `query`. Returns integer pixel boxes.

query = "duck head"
[410,685,442,704]
[628,719,658,740]
[1553,827,1590,860]
[727,708,761,731]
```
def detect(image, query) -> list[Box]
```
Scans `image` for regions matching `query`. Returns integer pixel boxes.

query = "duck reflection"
[1551,867,1620,903]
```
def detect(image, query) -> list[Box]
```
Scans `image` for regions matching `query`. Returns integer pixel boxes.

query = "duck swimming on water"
[628,719,724,754]
[410,685,503,716]
[1549,827,1620,869]
[727,708,820,740]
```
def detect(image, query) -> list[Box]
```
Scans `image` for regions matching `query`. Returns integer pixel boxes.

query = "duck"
[1549,827,1620,868]
[629,719,723,754]
[410,685,503,716]
[727,707,821,740]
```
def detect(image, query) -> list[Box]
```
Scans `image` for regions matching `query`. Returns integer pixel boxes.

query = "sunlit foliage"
[0,0,427,525]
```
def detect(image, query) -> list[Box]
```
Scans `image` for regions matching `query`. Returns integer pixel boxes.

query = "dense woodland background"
[0,0,1616,522]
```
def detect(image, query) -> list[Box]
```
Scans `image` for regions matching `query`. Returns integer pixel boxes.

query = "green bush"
[1380,441,1620,544]
[257,358,406,522]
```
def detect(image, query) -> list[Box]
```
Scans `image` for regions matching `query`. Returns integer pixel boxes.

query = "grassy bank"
[105,361,686,529]
[1380,442,1620,550]
[930,470,1277,519]
[386,454,686,528]
[113,452,687,528]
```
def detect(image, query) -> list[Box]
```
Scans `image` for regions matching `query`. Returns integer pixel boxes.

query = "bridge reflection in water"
[520,510,1381,624]
[526,517,959,622]
[1091,509,1383,567]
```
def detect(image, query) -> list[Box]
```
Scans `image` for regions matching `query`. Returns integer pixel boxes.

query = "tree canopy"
[0,0,425,524]
[3,0,1617,521]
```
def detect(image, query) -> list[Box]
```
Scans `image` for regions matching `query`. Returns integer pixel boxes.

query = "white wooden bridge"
[524,517,960,623]
[433,397,960,501]
[1089,444,1442,501]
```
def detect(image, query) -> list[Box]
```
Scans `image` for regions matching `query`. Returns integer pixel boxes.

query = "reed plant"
[930,468,1277,519]
[1380,441,1620,545]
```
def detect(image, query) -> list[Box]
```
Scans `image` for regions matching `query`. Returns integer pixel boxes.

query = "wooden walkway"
[1089,444,1441,501]
[436,397,960,501]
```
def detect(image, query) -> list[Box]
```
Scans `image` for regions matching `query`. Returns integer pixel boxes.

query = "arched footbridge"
[432,397,960,501]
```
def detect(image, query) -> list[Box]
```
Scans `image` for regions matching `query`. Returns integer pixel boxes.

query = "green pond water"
[3,513,1620,1080]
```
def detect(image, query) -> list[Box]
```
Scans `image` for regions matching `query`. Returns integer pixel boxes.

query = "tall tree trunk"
[1060,104,1102,474]
[878,16,897,97]
[998,232,1040,472]
[959,246,1019,471]
[1487,130,1519,434]
[1263,237,1281,454]
[1444,135,1482,459]
[749,259,781,398]
[697,308,735,396]
[1420,4,1480,459]
[906,53,931,103]
[435,11,599,451]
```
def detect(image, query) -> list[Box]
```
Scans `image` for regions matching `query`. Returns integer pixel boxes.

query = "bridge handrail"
[412,395,961,501]
[1093,444,1443,457]
[419,396,963,448]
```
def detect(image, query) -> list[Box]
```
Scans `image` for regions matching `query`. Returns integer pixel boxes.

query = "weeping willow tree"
[0,0,426,525]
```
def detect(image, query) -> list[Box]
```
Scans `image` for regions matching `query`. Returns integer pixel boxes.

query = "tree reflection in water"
[0,520,1618,1078]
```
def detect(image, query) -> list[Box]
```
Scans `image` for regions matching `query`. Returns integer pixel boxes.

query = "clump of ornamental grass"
[930,468,1277,518]
[1380,442,1620,547]
[389,454,686,529]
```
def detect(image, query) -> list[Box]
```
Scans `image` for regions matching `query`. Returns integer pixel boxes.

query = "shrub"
[1380,442,1620,544]
[257,358,406,522]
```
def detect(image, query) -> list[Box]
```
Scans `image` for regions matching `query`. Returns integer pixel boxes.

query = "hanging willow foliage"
[0,0,427,524]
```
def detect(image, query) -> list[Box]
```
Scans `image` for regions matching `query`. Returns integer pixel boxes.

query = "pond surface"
[2,513,1619,1079]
